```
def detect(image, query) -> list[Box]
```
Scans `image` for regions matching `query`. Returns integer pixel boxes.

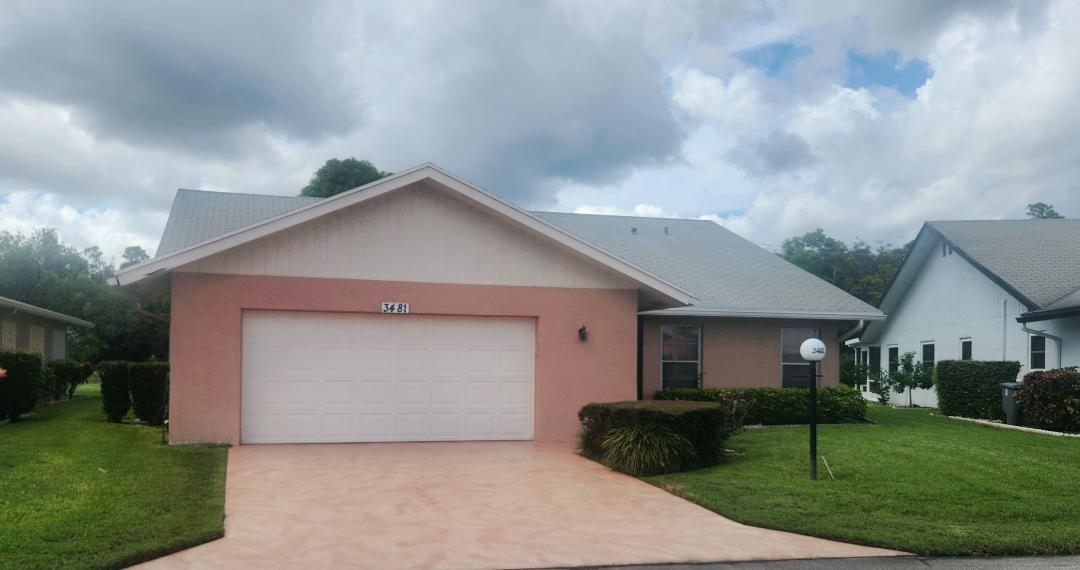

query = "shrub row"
[1019,368,1080,433]
[44,359,93,401]
[0,351,43,422]
[98,361,169,425]
[578,399,746,476]
[936,360,1021,419]
[654,385,866,425]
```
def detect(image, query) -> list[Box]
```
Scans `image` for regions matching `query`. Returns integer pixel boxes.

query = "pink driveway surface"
[140,442,904,569]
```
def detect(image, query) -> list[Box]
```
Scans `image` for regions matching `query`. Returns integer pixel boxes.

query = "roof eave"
[0,297,94,328]
[1017,306,1080,323]
[638,308,885,320]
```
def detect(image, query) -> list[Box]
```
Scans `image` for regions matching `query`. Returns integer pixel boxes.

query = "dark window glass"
[888,347,899,374]
[1031,335,1046,369]
[922,344,935,370]
[869,347,881,378]
[661,325,700,388]
[780,328,818,388]
[961,339,972,360]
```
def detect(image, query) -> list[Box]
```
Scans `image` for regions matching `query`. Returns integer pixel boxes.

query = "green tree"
[0,228,169,362]
[780,229,908,305]
[120,246,150,269]
[1026,202,1064,219]
[299,158,391,198]
[879,352,934,407]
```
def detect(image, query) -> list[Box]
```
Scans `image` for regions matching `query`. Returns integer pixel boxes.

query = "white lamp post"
[800,338,826,480]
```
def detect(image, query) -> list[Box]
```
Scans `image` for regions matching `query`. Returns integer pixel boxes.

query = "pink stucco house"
[114,164,881,445]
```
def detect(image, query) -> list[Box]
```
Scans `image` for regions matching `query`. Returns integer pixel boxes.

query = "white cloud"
[572,203,675,217]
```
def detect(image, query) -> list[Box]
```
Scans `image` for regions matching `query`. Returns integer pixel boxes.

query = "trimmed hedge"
[1019,368,1080,432]
[0,351,43,422]
[44,359,92,401]
[654,386,867,425]
[578,400,746,476]
[97,361,131,423]
[129,362,169,426]
[936,360,1021,419]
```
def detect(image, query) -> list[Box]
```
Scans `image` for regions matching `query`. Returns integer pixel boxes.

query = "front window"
[1031,335,1046,369]
[661,325,700,389]
[781,327,818,388]
[921,343,935,371]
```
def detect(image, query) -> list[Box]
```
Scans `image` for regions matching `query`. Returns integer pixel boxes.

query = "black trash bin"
[1001,382,1023,425]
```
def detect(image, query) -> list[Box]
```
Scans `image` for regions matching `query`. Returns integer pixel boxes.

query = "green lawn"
[649,405,1080,556]
[0,384,228,570]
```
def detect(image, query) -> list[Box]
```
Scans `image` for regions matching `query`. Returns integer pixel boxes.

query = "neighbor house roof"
[0,296,93,328]
[859,219,1080,340]
[115,164,695,307]
[135,166,881,320]
[532,212,883,319]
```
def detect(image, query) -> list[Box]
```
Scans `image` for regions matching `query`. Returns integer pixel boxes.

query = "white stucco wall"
[861,236,1063,407]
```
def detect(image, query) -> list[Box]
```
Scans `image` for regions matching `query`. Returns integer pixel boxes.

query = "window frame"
[960,337,972,361]
[780,327,820,388]
[921,341,935,371]
[1030,335,1046,370]
[887,345,899,375]
[660,324,702,389]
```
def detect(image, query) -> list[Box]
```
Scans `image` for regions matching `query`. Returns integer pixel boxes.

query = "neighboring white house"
[848,219,1080,407]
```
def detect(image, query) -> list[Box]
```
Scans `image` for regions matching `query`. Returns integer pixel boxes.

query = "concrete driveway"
[142,442,903,569]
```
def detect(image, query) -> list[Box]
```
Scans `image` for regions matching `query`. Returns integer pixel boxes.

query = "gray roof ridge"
[529,210,715,223]
[175,187,322,199]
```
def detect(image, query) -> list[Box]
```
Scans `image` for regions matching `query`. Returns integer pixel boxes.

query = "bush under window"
[0,351,43,422]
[1019,368,1080,432]
[578,400,746,476]
[936,360,1021,419]
[654,386,867,425]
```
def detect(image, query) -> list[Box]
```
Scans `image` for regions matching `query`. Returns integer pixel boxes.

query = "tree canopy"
[780,228,909,306]
[0,229,168,362]
[299,158,391,198]
[1026,202,1064,219]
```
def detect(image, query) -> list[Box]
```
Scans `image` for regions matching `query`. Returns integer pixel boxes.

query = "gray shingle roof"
[533,212,881,318]
[154,189,882,318]
[156,189,320,256]
[928,219,1080,309]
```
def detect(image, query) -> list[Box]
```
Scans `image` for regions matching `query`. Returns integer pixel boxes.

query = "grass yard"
[649,405,1080,556]
[0,384,228,570]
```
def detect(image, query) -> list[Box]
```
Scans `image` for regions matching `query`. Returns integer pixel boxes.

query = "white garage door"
[241,311,535,444]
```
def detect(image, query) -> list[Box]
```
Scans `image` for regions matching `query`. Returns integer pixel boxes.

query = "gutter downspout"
[1018,321,1063,369]
[839,319,866,343]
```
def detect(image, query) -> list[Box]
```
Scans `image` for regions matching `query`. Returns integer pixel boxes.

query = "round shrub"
[600,423,696,476]
[0,351,43,422]
[1019,368,1080,432]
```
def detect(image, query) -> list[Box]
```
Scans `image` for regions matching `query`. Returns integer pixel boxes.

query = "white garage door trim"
[241,311,535,444]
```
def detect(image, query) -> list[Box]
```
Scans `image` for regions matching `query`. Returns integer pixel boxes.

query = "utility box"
[1001,382,1023,425]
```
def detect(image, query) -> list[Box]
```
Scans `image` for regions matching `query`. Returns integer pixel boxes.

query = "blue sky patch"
[847,50,931,98]
[734,41,811,78]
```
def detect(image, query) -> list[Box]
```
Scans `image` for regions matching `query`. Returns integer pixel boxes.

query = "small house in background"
[848,219,1080,406]
[0,296,93,360]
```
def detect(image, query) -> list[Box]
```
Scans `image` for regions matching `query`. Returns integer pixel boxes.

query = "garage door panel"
[242,312,535,443]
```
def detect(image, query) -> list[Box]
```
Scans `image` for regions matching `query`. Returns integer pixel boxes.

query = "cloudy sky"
[1,0,1077,261]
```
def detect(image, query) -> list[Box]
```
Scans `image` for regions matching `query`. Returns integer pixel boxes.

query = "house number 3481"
[381,302,410,314]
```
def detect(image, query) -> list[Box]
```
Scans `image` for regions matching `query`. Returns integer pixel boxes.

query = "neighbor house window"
[888,346,899,374]
[961,338,972,360]
[661,325,700,389]
[1030,335,1046,369]
[869,346,881,379]
[921,342,935,371]
[781,327,818,388]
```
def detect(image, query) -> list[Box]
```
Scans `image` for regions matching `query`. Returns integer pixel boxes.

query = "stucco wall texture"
[640,316,839,397]
[169,272,639,445]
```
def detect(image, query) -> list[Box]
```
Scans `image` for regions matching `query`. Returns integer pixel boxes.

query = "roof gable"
[115,164,695,306]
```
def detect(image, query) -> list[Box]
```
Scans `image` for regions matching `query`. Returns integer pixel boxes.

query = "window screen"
[1030,335,1046,369]
[921,343,935,371]
[961,339,972,360]
[888,346,899,374]
[661,325,700,388]
[781,328,818,388]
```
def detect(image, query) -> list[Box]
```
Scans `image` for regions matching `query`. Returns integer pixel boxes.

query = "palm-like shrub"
[600,423,696,476]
